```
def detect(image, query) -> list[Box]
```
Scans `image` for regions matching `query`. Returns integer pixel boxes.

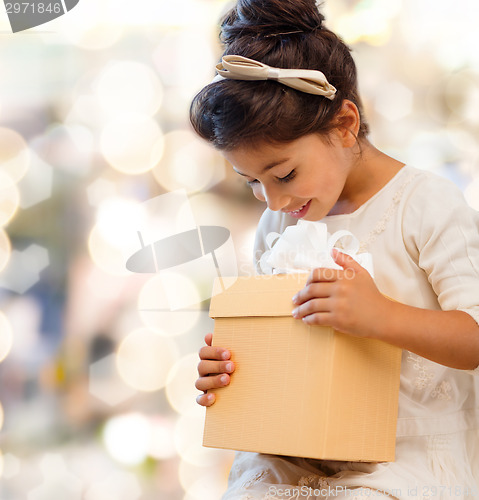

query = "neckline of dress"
[321,165,412,221]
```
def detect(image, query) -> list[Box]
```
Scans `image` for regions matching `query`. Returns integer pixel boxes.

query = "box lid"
[209,274,309,318]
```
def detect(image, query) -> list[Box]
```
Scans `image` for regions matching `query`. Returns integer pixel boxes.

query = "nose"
[261,184,290,212]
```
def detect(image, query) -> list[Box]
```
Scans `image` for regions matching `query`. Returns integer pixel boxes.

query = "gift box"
[203,273,402,462]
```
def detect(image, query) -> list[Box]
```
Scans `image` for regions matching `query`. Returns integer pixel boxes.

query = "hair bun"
[221,0,325,44]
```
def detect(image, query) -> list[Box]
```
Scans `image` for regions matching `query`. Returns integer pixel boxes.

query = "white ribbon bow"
[213,55,337,99]
[259,220,374,277]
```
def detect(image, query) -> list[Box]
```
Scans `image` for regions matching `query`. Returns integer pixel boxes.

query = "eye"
[246,179,259,186]
[277,170,296,183]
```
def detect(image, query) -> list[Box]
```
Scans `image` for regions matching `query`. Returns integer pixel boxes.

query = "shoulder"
[399,166,478,245]
[399,166,473,221]
[401,166,467,205]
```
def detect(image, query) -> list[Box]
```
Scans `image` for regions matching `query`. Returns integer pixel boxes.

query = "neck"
[330,140,405,216]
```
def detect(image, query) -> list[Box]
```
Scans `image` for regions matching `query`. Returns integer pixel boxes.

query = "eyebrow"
[233,158,291,177]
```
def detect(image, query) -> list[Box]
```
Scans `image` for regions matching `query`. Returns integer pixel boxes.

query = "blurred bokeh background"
[0,0,478,498]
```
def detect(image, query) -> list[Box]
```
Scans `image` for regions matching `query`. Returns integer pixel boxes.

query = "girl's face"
[223,133,356,221]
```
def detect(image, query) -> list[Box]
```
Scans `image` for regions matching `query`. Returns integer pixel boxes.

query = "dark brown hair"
[190,0,369,151]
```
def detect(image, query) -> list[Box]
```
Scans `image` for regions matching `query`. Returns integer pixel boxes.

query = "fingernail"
[221,350,230,360]
[292,308,299,318]
[220,374,228,384]
[292,294,298,304]
[226,362,234,372]
[207,393,215,402]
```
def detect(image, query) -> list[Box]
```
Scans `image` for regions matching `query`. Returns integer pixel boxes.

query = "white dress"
[222,166,479,500]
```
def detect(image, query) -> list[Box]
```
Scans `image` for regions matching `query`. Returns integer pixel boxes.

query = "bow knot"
[213,55,337,99]
[259,220,374,276]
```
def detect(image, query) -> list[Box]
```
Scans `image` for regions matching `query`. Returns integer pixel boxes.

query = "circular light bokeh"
[103,413,150,466]
[179,458,233,499]
[0,173,20,227]
[56,1,123,50]
[174,410,224,467]
[147,417,177,460]
[96,197,146,248]
[87,224,131,276]
[0,312,13,363]
[0,229,11,273]
[116,328,179,392]
[100,113,164,175]
[95,61,163,116]
[138,275,201,337]
[84,470,142,500]
[152,130,225,193]
[0,128,29,183]
[166,353,200,414]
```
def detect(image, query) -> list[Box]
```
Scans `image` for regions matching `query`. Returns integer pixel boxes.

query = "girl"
[191,0,479,498]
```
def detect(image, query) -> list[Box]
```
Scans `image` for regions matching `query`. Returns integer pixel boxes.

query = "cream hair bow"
[212,55,337,99]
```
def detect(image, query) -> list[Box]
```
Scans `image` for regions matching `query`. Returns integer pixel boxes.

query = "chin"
[301,216,322,222]
[301,209,322,222]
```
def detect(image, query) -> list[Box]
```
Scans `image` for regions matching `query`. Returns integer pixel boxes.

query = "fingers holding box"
[195,334,236,407]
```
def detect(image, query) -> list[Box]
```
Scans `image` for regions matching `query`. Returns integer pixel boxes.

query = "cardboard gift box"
[203,273,402,462]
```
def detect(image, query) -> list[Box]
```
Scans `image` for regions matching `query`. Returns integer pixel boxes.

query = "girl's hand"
[291,249,389,339]
[195,333,235,407]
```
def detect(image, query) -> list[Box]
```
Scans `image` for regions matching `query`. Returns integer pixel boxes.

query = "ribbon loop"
[214,55,337,99]
[260,220,374,277]
[327,230,360,256]
[265,232,281,249]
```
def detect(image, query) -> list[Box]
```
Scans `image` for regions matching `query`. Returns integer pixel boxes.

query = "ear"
[334,100,361,148]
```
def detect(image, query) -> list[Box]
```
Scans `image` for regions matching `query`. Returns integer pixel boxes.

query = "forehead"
[222,142,292,177]
[223,134,329,170]
[224,136,305,163]
[225,141,289,160]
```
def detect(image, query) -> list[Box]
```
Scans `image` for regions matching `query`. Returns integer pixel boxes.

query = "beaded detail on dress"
[359,172,420,253]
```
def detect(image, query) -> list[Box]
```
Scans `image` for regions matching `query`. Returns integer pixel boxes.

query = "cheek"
[251,184,266,202]
[308,171,345,196]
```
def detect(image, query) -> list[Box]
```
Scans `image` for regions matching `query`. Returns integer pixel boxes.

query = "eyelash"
[247,170,296,186]
[278,170,296,183]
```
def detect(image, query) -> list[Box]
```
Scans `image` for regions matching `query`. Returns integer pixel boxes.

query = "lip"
[284,200,311,219]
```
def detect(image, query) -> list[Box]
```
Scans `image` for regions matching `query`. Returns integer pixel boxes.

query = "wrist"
[368,295,398,342]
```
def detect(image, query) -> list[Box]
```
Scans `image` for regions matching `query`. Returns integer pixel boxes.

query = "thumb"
[331,248,363,272]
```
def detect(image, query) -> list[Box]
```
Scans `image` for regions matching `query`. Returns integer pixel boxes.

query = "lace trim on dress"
[359,172,421,253]
[407,353,435,391]
[241,470,267,489]
[430,380,452,401]
[297,474,329,489]
[408,354,453,402]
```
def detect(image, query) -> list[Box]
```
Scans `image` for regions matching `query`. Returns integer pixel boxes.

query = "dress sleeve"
[402,174,479,372]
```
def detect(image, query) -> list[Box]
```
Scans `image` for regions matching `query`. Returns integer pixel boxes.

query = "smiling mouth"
[288,203,307,214]
[284,200,311,218]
